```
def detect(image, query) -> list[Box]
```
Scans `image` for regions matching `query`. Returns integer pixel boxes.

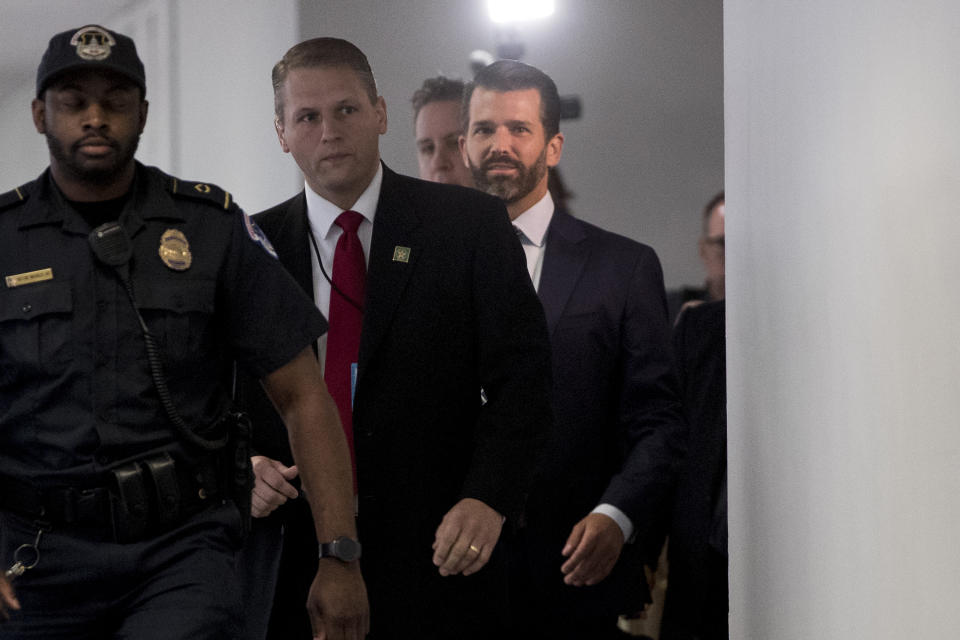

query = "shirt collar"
[18,163,159,236]
[304,164,382,239]
[512,190,554,247]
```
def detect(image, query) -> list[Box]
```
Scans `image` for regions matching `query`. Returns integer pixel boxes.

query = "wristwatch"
[318,536,362,562]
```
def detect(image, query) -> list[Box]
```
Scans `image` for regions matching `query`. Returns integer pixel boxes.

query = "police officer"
[0,25,368,639]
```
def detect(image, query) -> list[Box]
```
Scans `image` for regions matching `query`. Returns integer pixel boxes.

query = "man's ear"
[275,117,290,153]
[546,132,564,168]
[32,98,46,134]
[375,95,388,135]
[138,100,149,134]
[459,135,469,166]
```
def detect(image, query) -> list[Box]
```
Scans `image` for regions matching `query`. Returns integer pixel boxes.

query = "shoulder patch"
[168,177,238,212]
[0,184,30,213]
[243,212,278,259]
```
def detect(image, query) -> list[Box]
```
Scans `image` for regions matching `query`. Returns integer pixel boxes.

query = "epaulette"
[168,176,238,212]
[0,184,30,213]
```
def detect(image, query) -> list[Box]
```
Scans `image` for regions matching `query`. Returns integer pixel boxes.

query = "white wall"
[170,0,300,211]
[0,82,49,184]
[726,1,960,637]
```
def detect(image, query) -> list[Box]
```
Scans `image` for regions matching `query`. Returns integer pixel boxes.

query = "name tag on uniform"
[5,268,53,288]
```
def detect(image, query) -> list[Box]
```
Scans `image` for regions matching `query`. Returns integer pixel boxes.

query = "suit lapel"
[358,166,422,374]
[264,192,319,359]
[538,207,589,338]
[271,192,314,295]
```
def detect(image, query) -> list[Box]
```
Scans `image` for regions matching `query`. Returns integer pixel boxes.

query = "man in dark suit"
[660,299,728,640]
[460,60,686,638]
[236,38,552,639]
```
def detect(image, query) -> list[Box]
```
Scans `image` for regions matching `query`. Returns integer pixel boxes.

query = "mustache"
[72,134,119,152]
[480,153,522,172]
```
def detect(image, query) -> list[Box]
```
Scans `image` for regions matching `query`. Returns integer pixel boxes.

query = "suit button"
[21,303,32,314]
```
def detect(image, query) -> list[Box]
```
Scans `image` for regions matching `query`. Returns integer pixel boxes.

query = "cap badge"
[70,26,116,61]
[159,229,192,271]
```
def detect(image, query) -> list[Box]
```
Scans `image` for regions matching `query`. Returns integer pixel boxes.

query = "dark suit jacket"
[519,207,686,620]
[661,299,727,640]
[239,165,552,638]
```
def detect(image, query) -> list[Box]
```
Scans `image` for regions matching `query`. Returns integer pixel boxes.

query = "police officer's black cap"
[36,25,145,98]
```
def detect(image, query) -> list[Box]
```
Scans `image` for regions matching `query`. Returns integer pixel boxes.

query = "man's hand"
[306,561,369,640]
[560,512,624,586]
[1,574,19,621]
[432,498,503,577]
[250,455,300,518]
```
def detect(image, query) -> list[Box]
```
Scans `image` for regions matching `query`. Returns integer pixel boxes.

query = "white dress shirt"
[511,191,554,290]
[513,190,635,543]
[304,165,382,373]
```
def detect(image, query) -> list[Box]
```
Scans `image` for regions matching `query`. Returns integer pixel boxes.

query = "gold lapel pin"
[392,246,411,263]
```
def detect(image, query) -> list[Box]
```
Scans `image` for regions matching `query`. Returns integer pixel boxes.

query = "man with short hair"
[411,76,474,187]
[238,38,552,639]
[461,59,685,639]
[0,25,366,640]
[666,191,725,323]
[699,192,725,302]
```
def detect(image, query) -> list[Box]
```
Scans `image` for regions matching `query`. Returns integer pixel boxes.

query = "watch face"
[332,536,361,562]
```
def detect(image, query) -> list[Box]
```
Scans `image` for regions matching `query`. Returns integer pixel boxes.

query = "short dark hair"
[272,37,377,119]
[411,76,465,123]
[702,191,725,234]
[462,60,561,140]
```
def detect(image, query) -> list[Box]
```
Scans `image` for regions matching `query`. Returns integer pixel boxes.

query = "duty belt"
[0,452,222,543]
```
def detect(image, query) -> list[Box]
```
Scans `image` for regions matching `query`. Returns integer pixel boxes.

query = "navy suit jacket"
[239,164,552,638]
[521,206,685,616]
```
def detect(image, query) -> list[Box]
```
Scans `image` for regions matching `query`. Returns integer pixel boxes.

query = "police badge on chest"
[159,229,192,271]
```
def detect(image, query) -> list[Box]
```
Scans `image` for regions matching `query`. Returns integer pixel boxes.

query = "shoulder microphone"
[89,221,133,268]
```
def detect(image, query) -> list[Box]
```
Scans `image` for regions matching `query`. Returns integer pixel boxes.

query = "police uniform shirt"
[0,163,327,485]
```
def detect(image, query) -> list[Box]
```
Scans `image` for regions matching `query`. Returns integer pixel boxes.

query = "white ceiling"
[0,0,141,89]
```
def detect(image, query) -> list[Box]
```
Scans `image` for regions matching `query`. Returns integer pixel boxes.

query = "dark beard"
[45,130,140,185]
[469,147,547,204]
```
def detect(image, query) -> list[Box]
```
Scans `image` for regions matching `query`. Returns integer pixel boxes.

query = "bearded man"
[460,60,686,639]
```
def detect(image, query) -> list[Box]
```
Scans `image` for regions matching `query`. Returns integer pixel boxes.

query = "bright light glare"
[487,0,555,24]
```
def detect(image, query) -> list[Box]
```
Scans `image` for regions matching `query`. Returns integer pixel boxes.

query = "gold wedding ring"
[468,544,481,554]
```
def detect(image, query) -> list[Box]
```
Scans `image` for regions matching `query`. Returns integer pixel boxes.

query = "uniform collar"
[16,162,185,236]
[16,170,92,236]
[126,163,187,225]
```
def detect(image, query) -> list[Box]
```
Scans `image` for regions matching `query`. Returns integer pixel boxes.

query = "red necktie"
[325,210,365,488]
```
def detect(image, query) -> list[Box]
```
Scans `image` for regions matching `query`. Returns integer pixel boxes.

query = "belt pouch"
[110,462,149,543]
[142,453,181,527]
